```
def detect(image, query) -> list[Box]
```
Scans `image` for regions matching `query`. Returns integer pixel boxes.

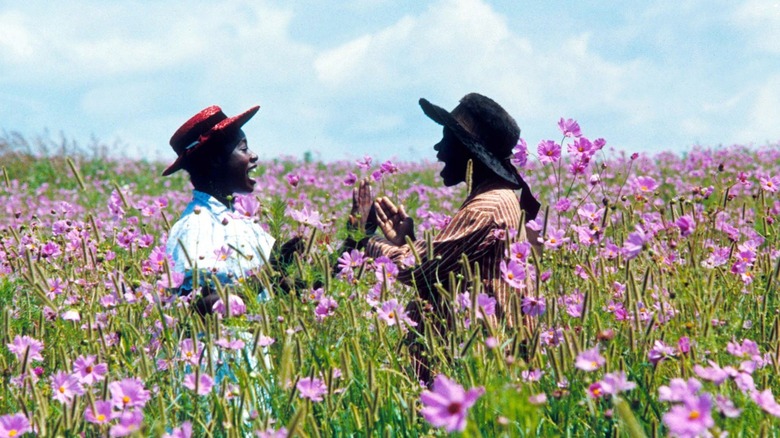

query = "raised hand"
[348,178,377,234]
[374,196,415,246]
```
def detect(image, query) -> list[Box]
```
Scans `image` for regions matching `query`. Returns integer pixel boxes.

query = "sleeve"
[365,207,497,294]
[165,213,225,290]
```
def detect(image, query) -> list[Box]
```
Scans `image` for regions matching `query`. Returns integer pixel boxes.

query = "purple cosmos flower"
[634,175,658,193]
[256,427,289,438]
[537,140,561,165]
[315,296,338,322]
[558,118,582,138]
[759,175,780,193]
[379,160,398,174]
[575,346,605,372]
[163,422,193,438]
[377,299,417,332]
[7,335,44,364]
[600,371,636,395]
[73,355,108,386]
[178,339,204,365]
[259,335,275,347]
[511,139,528,167]
[109,409,144,437]
[658,378,702,403]
[662,393,714,438]
[343,172,358,186]
[752,388,780,417]
[183,373,214,396]
[297,377,327,402]
[542,228,569,250]
[676,215,695,237]
[233,194,261,217]
[109,378,151,410]
[0,413,32,437]
[568,137,592,156]
[50,371,84,404]
[507,241,531,263]
[587,382,605,398]
[500,259,526,289]
[285,173,300,187]
[648,340,677,365]
[521,296,546,317]
[287,206,324,229]
[337,249,364,273]
[212,294,247,317]
[84,400,115,425]
[420,375,485,433]
[715,394,741,418]
[693,361,729,385]
[214,338,246,351]
[475,293,496,319]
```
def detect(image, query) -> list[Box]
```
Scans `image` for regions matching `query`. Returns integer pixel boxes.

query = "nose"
[249,150,258,162]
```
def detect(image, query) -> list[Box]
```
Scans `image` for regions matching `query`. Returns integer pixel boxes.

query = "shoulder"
[464,188,521,216]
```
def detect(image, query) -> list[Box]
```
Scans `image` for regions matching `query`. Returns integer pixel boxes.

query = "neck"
[195,183,233,208]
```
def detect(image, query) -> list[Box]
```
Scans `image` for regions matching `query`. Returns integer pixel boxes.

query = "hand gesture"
[348,178,377,234]
[374,196,415,246]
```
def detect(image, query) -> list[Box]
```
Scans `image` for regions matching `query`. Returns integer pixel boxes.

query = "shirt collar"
[192,190,232,215]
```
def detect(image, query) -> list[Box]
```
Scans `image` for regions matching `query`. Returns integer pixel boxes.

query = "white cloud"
[734,0,780,54]
[735,75,780,145]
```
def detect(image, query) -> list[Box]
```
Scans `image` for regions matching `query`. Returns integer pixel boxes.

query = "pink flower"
[600,371,636,395]
[314,296,338,322]
[623,226,648,260]
[587,382,605,398]
[658,378,702,403]
[212,294,247,317]
[0,413,32,438]
[558,118,582,138]
[7,335,44,364]
[178,339,204,365]
[233,194,260,217]
[541,228,569,250]
[693,361,729,385]
[285,173,300,187]
[73,355,108,386]
[163,422,193,438]
[343,172,358,186]
[377,299,417,332]
[475,293,496,319]
[634,175,658,193]
[109,378,150,409]
[420,375,485,432]
[759,175,780,193]
[648,340,677,365]
[662,393,714,438]
[297,377,327,402]
[752,388,780,417]
[537,140,561,165]
[109,409,144,437]
[50,371,85,404]
[258,335,275,347]
[676,215,695,237]
[256,426,288,438]
[575,346,605,372]
[512,139,528,167]
[183,373,214,396]
[84,400,115,424]
[521,296,546,317]
[214,338,246,351]
[500,259,526,289]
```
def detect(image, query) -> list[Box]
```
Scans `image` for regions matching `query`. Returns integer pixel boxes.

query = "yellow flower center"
[59,386,66,393]
[387,311,395,319]
[688,410,700,420]
[507,273,514,280]
[550,238,557,244]
[85,366,93,373]
[122,396,131,405]
[592,388,601,396]
[97,414,106,422]
[9,430,17,437]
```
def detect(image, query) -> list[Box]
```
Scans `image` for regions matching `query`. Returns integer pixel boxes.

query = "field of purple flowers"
[1,122,780,437]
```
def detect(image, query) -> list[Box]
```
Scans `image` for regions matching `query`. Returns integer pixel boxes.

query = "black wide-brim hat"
[162,105,260,176]
[419,94,541,221]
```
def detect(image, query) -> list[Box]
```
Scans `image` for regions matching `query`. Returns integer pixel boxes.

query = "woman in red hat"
[163,105,282,313]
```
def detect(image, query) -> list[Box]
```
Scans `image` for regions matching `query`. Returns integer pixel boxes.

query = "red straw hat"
[162,105,260,176]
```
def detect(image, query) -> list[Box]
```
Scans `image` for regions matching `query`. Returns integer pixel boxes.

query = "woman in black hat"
[351,93,541,381]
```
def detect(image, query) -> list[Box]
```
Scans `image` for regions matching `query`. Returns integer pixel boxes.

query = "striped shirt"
[166,190,275,292]
[366,180,534,326]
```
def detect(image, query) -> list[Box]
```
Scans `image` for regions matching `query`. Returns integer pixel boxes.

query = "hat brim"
[419,98,541,220]
[162,105,260,176]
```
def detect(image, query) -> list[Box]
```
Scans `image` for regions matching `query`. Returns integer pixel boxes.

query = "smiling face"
[214,129,258,195]
[434,128,470,187]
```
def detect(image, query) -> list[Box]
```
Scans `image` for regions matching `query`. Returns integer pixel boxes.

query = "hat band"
[183,140,199,154]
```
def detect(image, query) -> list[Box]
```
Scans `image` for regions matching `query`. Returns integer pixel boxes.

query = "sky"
[0,0,779,164]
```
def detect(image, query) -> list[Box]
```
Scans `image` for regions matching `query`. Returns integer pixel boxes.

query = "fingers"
[378,197,399,216]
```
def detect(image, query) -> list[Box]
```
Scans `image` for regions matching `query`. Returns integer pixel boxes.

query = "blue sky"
[0,0,778,164]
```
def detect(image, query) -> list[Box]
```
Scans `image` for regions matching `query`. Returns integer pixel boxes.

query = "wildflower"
[183,373,214,396]
[258,335,275,347]
[600,371,636,395]
[623,226,648,260]
[212,294,247,317]
[420,375,485,433]
[0,413,32,438]
[343,172,358,186]
[662,393,714,438]
[521,296,546,317]
[109,378,151,409]
[214,338,246,351]
[575,346,605,371]
[336,249,364,273]
[658,378,702,403]
[485,337,498,349]
[500,259,526,289]
[7,335,44,364]
[528,393,547,405]
[759,175,780,193]
[693,361,729,385]
[558,117,582,138]
[715,394,741,418]
[537,140,561,164]
[285,173,300,187]
[178,339,204,365]
[109,409,144,437]
[297,377,327,402]
[377,299,417,332]
[521,369,543,382]
[256,426,288,438]
[511,139,528,167]
[541,228,568,250]
[287,206,324,229]
[315,296,338,322]
[213,246,233,261]
[676,215,695,237]
[233,194,261,217]
[648,340,677,365]
[587,382,604,398]
[475,293,496,319]
[50,371,84,404]
[85,400,115,424]
[634,175,658,193]
[163,422,193,438]
[752,388,780,417]
[379,160,398,174]
[507,241,531,263]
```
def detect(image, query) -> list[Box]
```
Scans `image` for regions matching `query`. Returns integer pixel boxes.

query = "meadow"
[1,123,779,437]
